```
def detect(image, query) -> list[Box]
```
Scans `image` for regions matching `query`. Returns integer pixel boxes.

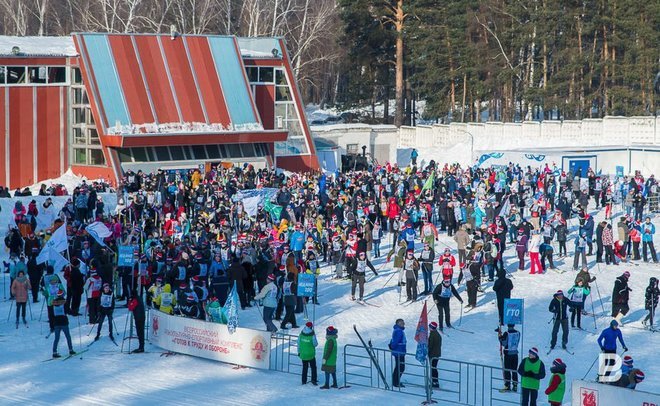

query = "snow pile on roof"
[106,121,264,135]
[0,36,77,57]
[25,168,110,195]
[238,37,282,58]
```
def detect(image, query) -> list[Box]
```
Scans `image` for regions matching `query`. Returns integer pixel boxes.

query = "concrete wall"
[311,124,399,166]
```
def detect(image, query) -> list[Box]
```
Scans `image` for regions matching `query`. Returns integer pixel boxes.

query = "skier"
[51,290,76,358]
[493,269,514,326]
[612,271,632,325]
[10,270,30,328]
[575,266,596,290]
[153,283,176,315]
[386,239,408,286]
[403,250,420,301]
[419,242,435,295]
[643,277,659,328]
[95,283,115,341]
[548,290,575,350]
[572,232,589,271]
[349,251,378,302]
[544,358,567,406]
[127,290,145,353]
[567,278,590,329]
[254,274,279,333]
[432,279,463,330]
[280,272,298,329]
[84,269,103,324]
[528,229,543,274]
[438,247,456,282]
[515,229,528,271]
[517,347,546,406]
[597,320,628,354]
[298,321,318,385]
[428,321,442,388]
[389,318,407,387]
[464,241,483,309]
[320,326,338,389]
[641,216,658,262]
[498,324,521,392]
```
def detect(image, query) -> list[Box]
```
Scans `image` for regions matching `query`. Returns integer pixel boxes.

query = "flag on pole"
[414,301,429,364]
[36,224,68,264]
[49,250,70,272]
[86,221,112,247]
[421,171,435,192]
[225,281,240,334]
[498,197,511,225]
[263,197,283,222]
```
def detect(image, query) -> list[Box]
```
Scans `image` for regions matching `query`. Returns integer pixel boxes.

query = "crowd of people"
[2,160,657,401]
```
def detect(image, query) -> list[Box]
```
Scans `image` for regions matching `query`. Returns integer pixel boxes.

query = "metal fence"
[269,333,302,375]
[343,343,521,406]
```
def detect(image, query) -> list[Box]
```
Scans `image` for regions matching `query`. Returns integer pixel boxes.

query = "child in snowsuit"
[545,358,567,405]
[320,326,339,389]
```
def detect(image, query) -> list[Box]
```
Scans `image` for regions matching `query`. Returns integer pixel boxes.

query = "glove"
[600,346,605,352]
[524,371,535,378]
[623,347,628,352]
[460,300,464,304]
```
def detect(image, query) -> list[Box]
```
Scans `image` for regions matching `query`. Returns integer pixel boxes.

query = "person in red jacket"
[438,248,457,281]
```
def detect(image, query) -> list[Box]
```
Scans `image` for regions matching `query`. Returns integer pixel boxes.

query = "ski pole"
[380,268,398,289]
[38,299,45,321]
[582,354,600,380]
[590,293,597,330]
[593,278,605,316]
[28,298,33,321]
[77,315,82,355]
[6,300,13,322]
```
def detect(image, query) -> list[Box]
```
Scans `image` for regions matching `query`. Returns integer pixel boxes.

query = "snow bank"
[0,36,77,56]
[23,169,108,196]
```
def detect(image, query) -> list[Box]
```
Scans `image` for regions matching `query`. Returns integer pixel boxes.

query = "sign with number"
[616,166,624,177]
[118,245,139,267]
[503,298,524,325]
[297,273,316,297]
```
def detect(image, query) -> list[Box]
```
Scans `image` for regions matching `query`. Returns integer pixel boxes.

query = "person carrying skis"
[298,321,318,385]
[51,290,76,358]
[95,283,115,341]
[428,322,442,388]
[597,320,628,354]
[643,277,659,328]
[254,274,279,333]
[320,326,339,389]
[498,324,521,393]
[349,251,378,302]
[567,278,590,329]
[389,318,407,388]
[545,358,567,406]
[549,290,576,350]
[403,249,420,302]
[517,347,546,406]
[432,279,463,331]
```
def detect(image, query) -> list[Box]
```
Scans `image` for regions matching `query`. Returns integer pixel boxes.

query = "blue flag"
[414,302,429,364]
[225,281,240,334]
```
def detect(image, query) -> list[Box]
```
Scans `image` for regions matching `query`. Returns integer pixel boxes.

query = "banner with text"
[150,312,271,369]
[571,379,659,406]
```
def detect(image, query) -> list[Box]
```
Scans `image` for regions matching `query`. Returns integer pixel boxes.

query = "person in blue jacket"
[597,320,628,354]
[399,222,416,251]
[390,318,407,387]
[290,226,306,262]
[641,216,657,263]
[579,214,595,255]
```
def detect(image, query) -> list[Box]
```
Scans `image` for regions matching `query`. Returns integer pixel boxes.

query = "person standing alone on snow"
[95,283,115,341]
[51,290,76,358]
[549,290,574,350]
[389,318,407,387]
[517,347,546,406]
[432,279,463,331]
[298,321,318,385]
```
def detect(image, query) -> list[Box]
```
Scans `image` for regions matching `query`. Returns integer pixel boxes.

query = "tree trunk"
[461,73,467,122]
[393,0,405,127]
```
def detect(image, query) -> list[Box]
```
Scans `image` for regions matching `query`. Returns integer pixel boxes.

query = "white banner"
[150,312,271,370]
[572,379,660,406]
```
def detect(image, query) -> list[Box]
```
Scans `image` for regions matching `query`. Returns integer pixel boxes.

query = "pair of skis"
[42,349,89,362]
[353,325,390,390]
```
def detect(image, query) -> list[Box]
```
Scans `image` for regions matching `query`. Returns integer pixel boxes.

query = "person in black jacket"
[128,290,146,353]
[548,290,576,350]
[51,290,76,358]
[95,283,116,341]
[612,271,632,322]
[493,269,514,326]
[65,259,85,316]
[432,279,463,331]
[498,324,521,392]
[228,257,247,309]
[27,255,43,303]
[643,277,659,328]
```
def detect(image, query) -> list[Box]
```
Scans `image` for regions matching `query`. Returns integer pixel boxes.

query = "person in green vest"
[544,358,567,406]
[298,321,318,385]
[517,347,546,406]
[320,325,339,389]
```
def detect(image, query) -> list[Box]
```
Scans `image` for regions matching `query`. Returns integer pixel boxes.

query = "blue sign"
[503,298,524,325]
[616,166,624,177]
[118,245,139,267]
[297,273,316,297]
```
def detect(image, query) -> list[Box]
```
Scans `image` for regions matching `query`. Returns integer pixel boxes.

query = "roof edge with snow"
[0,36,77,57]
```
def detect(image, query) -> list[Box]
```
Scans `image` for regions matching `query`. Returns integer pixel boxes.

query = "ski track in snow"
[0,205,658,405]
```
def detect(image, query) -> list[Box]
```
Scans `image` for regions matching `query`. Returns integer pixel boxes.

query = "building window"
[346,144,360,155]
[245,66,275,84]
[70,67,103,166]
[0,66,68,86]
[6,67,26,84]
[28,67,47,84]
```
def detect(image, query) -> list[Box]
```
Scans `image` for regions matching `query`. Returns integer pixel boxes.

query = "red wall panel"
[8,88,34,188]
[160,38,206,123]
[108,36,155,126]
[133,36,180,124]
[184,37,231,127]
[255,85,275,130]
[0,88,6,186]
[36,87,62,181]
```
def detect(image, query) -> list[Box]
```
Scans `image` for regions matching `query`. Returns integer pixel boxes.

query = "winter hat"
[186,293,196,302]
[555,290,564,297]
[429,322,438,330]
[103,283,110,289]
[610,319,619,328]
[56,289,65,298]
[326,326,338,336]
[529,347,539,358]
[623,271,631,278]
[623,356,633,367]
[268,274,276,281]
[553,358,565,368]
[635,370,645,382]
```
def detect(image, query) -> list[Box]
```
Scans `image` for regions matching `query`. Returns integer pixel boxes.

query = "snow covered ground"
[0,204,658,405]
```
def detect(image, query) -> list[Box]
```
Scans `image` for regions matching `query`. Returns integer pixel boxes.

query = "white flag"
[49,250,70,272]
[36,224,68,264]
[86,221,111,246]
